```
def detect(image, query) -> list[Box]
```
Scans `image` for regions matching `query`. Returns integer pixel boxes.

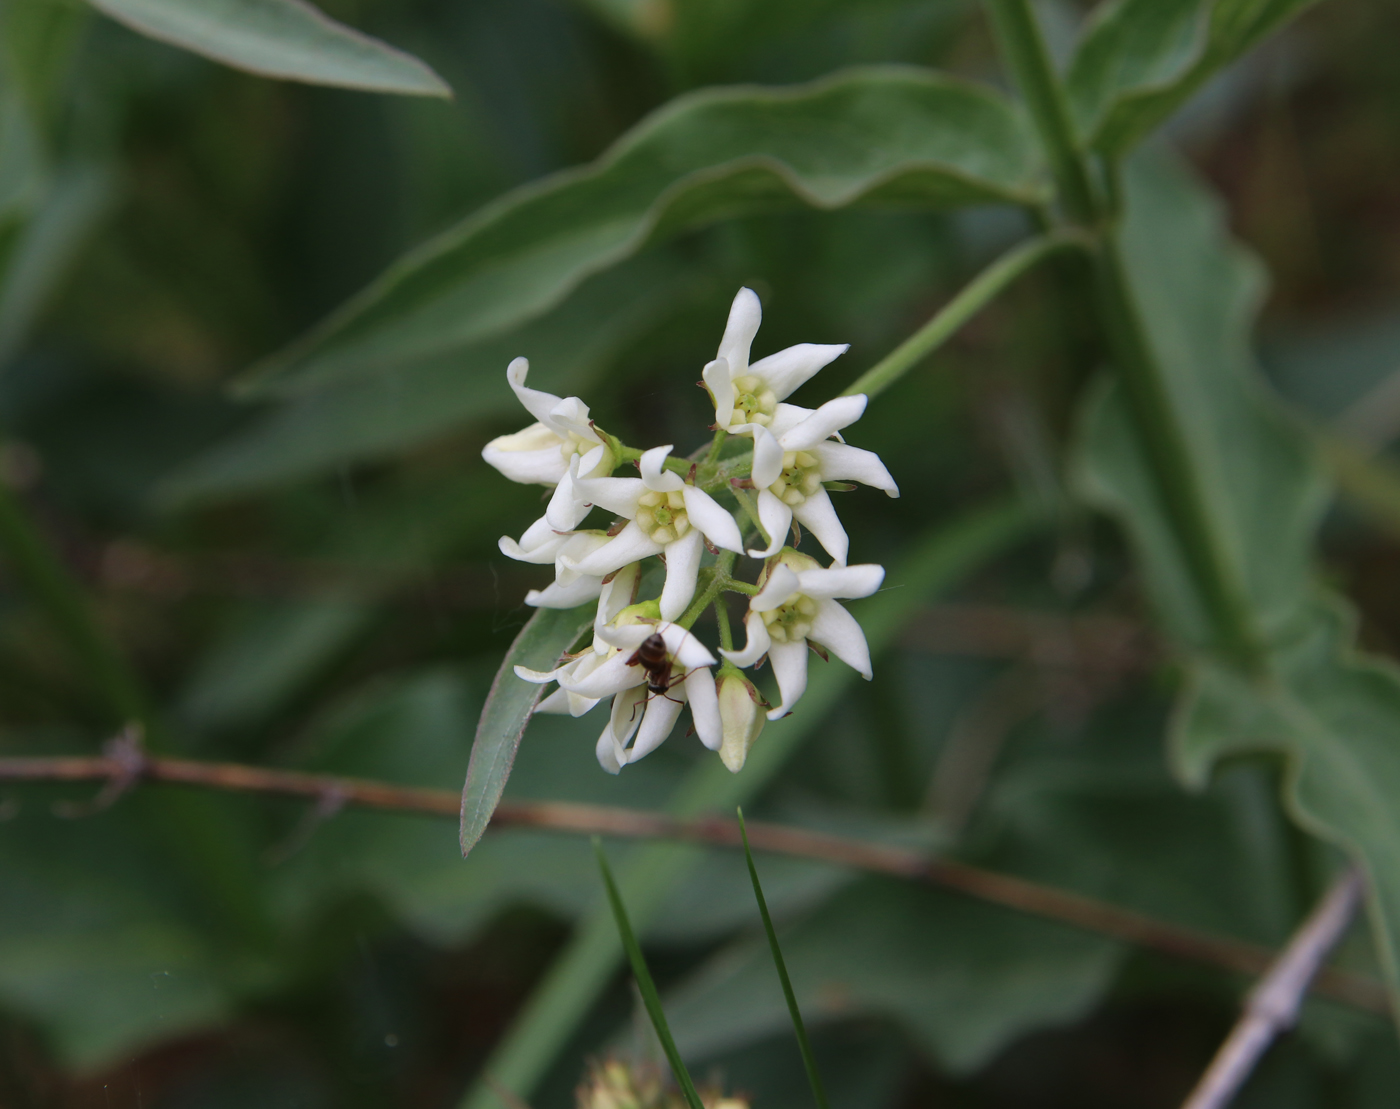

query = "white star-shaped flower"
[701,288,849,435]
[743,397,898,565]
[498,448,614,608]
[563,446,744,620]
[722,554,884,719]
[482,357,614,486]
[519,620,720,772]
[526,564,643,716]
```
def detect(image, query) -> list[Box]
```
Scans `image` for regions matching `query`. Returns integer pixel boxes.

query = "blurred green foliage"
[6,0,1400,1107]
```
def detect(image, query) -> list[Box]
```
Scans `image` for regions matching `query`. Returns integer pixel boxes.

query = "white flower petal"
[748,426,783,488]
[536,687,572,714]
[564,521,664,578]
[766,639,810,719]
[499,522,567,565]
[685,669,722,750]
[482,432,570,486]
[594,563,641,650]
[547,396,598,442]
[507,358,573,435]
[660,529,704,621]
[598,688,645,773]
[792,488,849,566]
[717,287,761,377]
[683,486,743,553]
[595,622,655,651]
[514,663,563,684]
[704,357,734,429]
[749,343,848,401]
[796,563,885,600]
[627,691,685,764]
[660,621,717,669]
[766,403,815,440]
[779,394,868,452]
[558,651,644,698]
[526,575,604,609]
[746,490,792,560]
[595,726,623,774]
[640,445,684,492]
[574,475,644,519]
[809,598,873,679]
[721,610,771,668]
[751,563,800,613]
[811,441,899,497]
[553,532,611,586]
[567,690,602,717]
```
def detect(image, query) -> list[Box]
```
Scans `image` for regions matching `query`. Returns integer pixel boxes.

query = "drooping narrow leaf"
[459,603,595,856]
[86,0,449,97]
[737,808,830,1109]
[1073,153,1400,1016]
[458,499,1037,1109]
[1066,0,1320,156]
[593,841,706,1109]
[242,66,1045,397]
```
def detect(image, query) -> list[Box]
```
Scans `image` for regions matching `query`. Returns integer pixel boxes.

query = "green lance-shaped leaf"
[460,603,596,856]
[1066,0,1320,157]
[241,65,1045,397]
[86,0,449,97]
[1072,152,1400,1014]
[737,808,830,1109]
[593,841,706,1109]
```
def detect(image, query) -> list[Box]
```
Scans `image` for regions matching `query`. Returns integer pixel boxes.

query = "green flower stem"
[715,594,734,652]
[729,485,766,545]
[679,551,737,629]
[704,427,728,465]
[723,579,757,596]
[842,231,1088,401]
[0,477,149,730]
[983,0,1264,670]
[1091,242,1265,667]
[982,0,1100,226]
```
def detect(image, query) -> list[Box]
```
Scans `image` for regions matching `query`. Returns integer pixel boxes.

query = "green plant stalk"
[737,808,830,1109]
[981,0,1099,225]
[982,0,1264,669]
[679,551,737,629]
[593,840,706,1109]
[1091,243,1264,666]
[842,232,1087,401]
[458,498,1037,1109]
[714,594,734,653]
[0,477,148,729]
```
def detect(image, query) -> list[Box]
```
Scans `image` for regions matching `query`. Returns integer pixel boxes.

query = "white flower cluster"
[483,288,898,774]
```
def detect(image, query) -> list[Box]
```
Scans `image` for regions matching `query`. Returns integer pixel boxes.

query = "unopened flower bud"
[717,668,765,772]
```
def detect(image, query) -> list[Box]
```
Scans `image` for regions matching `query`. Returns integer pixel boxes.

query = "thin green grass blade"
[737,808,831,1109]
[592,839,705,1109]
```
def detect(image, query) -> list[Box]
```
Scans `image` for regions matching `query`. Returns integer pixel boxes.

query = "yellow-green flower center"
[762,594,818,643]
[767,450,822,507]
[636,490,690,545]
[730,374,778,428]
[559,432,614,476]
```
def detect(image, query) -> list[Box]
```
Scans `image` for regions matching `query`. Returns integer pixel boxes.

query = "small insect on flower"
[629,632,683,698]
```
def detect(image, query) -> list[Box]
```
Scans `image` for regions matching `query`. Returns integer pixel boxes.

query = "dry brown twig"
[0,741,1387,1017]
[1180,867,1368,1109]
